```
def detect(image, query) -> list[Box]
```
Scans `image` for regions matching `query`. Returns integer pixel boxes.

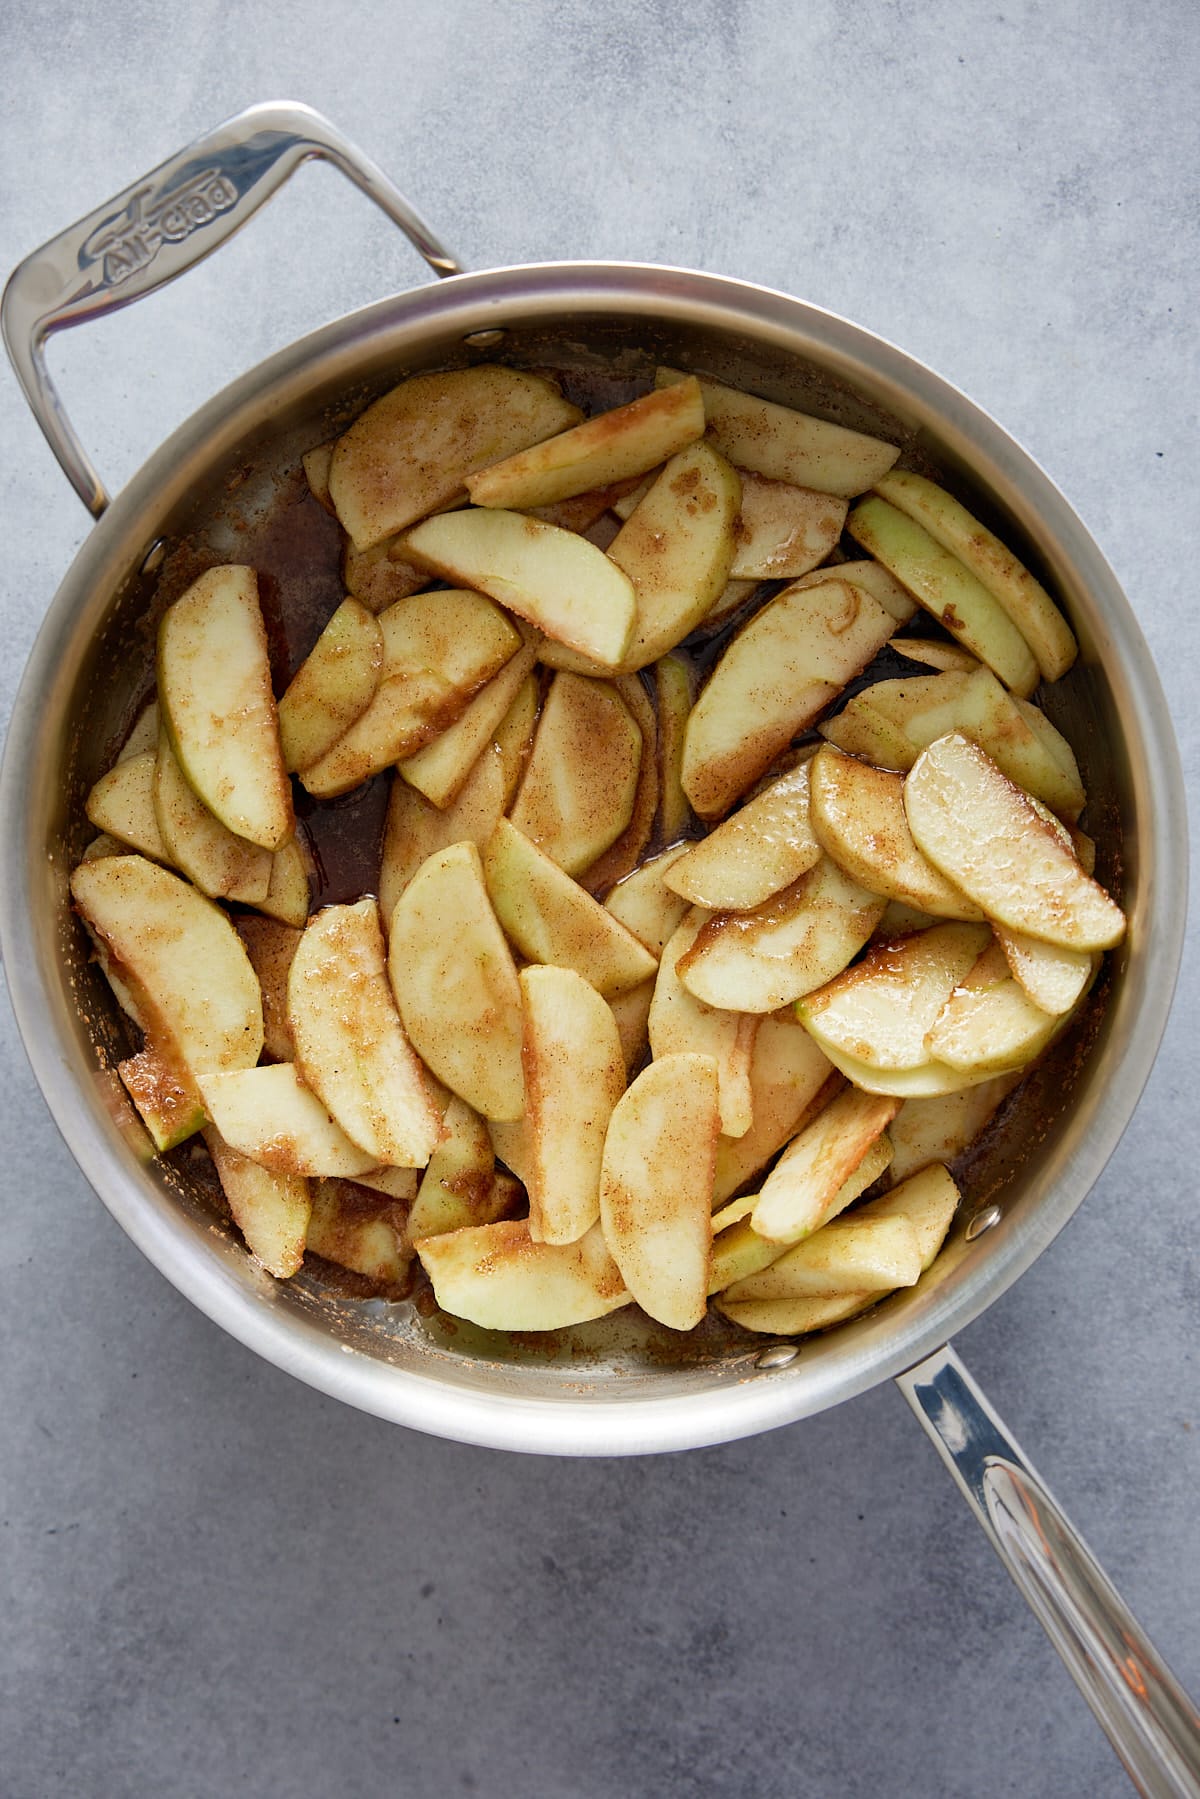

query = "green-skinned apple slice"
[407,1095,504,1242]
[118,1046,207,1152]
[288,897,443,1167]
[509,672,641,875]
[329,365,582,551]
[664,760,822,913]
[750,1086,900,1244]
[648,912,758,1138]
[71,854,263,1078]
[204,1127,311,1278]
[154,731,273,904]
[387,840,525,1121]
[466,376,705,509]
[904,734,1125,950]
[158,565,293,851]
[790,559,918,623]
[599,1052,720,1331]
[729,473,847,579]
[522,964,626,1245]
[417,1219,629,1331]
[846,497,1039,696]
[86,751,169,864]
[199,1063,376,1178]
[403,509,636,668]
[277,598,383,773]
[655,368,899,495]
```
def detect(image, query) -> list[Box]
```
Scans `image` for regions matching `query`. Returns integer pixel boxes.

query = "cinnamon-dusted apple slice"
[403,510,636,668]
[716,1290,875,1335]
[521,964,626,1245]
[750,1086,900,1244]
[329,366,582,551]
[655,654,693,845]
[874,469,1077,681]
[608,978,655,1074]
[379,747,508,924]
[85,752,169,864]
[198,1063,377,1178]
[664,760,822,913]
[288,897,443,1168]
[397,635,540,808]
[578,674,660,895]
[483,820,657,998]
[648,913,758,1138]
[655,368,900,495]
[599,1052,720,1330]
[306,1181,410,1286]
[846,497,1039,696]
[234,916,302,1062]
[466,376,705,510]
[712,1012,837,1207]
[995,926,1093,1016]
[493,670,540,804]
[887,1076,1020,1184]
[302,441,335,512]
[387,840,525,1121]
[407,1095,504,1242]
[118,697,160,762]
[71,855,264,1079]
[709,1136,893,1293]
[301,588,521,798]
[277,598,383,773]
[796,921,991,1072]
[158,565,293,851]
[808,744,983,919]
[681,577,896,818]
[676,856,886,1014]
[603,844,691,957]
[723,1210,921,1303]
[118,1045,207,1152]
[256,833,313,929]
[417,1219,630,1332]
[856,1162,961,1269]
[925,938,1063,1074]
[904,734,1125,950]
[342,536,432,614]
[606,440,741,670]
[893,636,980,674]
[790,558,918,623]
[204,1127,311,1279]
[729,474,847,580]
[509,673,642,875]
[154,731,273,904]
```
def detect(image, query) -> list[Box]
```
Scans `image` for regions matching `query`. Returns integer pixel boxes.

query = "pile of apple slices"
[70,356,1124,1339]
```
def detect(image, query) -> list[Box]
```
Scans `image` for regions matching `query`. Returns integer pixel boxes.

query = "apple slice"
[603,844,691,957]
[655,654,693,844]
[306,1180,409,1285]
[713,1013,837,1207]
[277,598,383,773]
[355,1165,421,1203]
[493,670,540,803]
[301,588,521,798]
[649,913,758,1138]
[483,819,657,998]
[256,833,313,929]
[682,577,896,818]
[71,855,263,1078]
[874,469,1077,680]
[234,916,301,1062]
[808,744,983,919]
[730,474,847,579]
[522,964,626,1245]
[204,1127,311,1278]
[904,734,1125,950]
[846,497,1039,696]
[154,731,273,904]
[416,1219,630,1331]
[723,1211,921,1302]
[887,1076,1020,1184]
[796,921,991,1071]
[329,365,582,551]
[599,1052,720,1330]
[387,841,525,1121]
[925,939,1062,1073]
[397,636,540,808]
[379,745,508,924]
[407,1095,504,1241]
[403,509,636,668]
[509,673,642,874]
[118,1045,206,1152]
[676,855,886,1013]
[342,535,432,614]
[893,636,980,674]
[750,1086,900,1243]
[86,751,169,864]
[606,440,741,670]
[158,565,293,851]
[996,925,1094,1016]
[466,376,705,509]
[118,697,160,762]
[715,1290,875,1335]
[655,368,900,495]
[302,441,335,512]
[664,760,822,912]
[608,977,655,1074]
[578,674,660,894]
[709,1134,893,1294]
[199,1063,377,1178]
[856,1162,961,1269]
[288,898,443,1168]
[790,559,918,623]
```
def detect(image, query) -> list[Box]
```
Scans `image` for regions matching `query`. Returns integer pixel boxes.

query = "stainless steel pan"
[1,103,1196,1794]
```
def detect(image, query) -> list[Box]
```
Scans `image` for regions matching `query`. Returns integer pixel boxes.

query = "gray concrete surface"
[1,4,1197,1795]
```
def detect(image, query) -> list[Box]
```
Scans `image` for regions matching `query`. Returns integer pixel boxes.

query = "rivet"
[965,1203,1003,1242]
[755,1343,800,1371]
[463,328,506,348]
[140,538,167,576]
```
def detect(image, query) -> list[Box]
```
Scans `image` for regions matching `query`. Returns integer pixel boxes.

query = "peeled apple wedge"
[712,1013,837,1207]
[403,509,636,668]
[790,559,918,624]
[729,473,847,580]
[154,731,273,905]
[599,1052,720,1331]
[856,1162,961,1269]
[158,565,293,851]
[387,840,526,1121]
[328,365,582,551]
[904,734,1125,950]
[808,745,983,920]
[723,1212,922,1302]
[71,855,263,1079]
[887,1077,1020,1184]
[203,1127,311,1279]
[750,1086,899,1244]
[465,376,705,510]
[655,655,693,845]
[256,833,313,930]
[416,1220,630,1332]
[675,855,886,1014]
[379,746,508,924]
[198,1063,377,1178]
[342,535,432,614]
[708,1135,893,1294]
[996,926,1094,1016]
[509,673,642,874]
[287,898,443,1169]
[846,497,1040,697]
[277,598,383,773]
[603,844,691,958]
[234,915,301,1062]
[664,760,823,913]
[716,1289,875,1336]
[648,912,758,1138]
[397,636,540,808]
[577,673,660,894]
[682,577,896,818]
[796,921,991,1071]
[86,751,169,864]
[605,440,741,670]
[655,368,900,496]
[521,964,626,1245]
[307,1182,409,1285]
[925,939,1062,1074]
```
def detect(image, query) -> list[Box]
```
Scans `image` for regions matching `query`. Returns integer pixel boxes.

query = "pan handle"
[1,101,462,517]
[897,1343,1200,1797]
